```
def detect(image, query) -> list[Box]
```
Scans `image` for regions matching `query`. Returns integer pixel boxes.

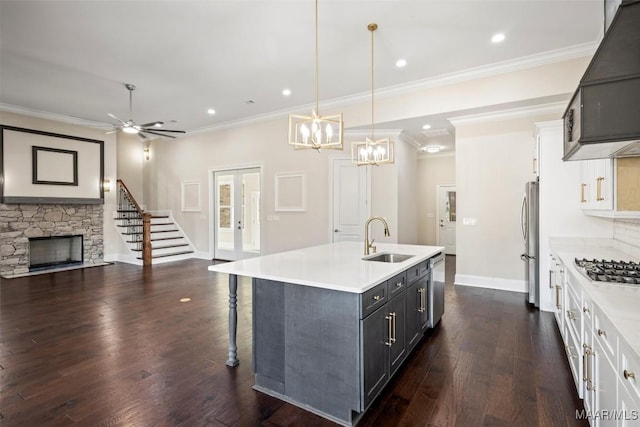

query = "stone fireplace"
[0,204,103,278]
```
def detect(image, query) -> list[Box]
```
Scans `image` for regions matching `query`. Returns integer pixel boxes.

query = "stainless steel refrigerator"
[520,181,539,307]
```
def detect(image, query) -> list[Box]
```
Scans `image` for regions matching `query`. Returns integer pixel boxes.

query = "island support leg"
[226,274,240,367]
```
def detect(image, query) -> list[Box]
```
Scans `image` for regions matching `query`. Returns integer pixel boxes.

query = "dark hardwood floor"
[0,256,586,426]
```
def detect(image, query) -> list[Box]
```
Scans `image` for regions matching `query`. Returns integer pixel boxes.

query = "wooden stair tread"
[131,243,190,252]
[137,250,194,260]
[125,236,184,243]
[122,229,179,235]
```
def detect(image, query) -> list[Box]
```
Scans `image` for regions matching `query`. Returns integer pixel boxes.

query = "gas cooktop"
[575,258,640,285]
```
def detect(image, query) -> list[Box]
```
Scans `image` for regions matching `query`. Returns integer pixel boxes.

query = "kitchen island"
[208,241,444,426]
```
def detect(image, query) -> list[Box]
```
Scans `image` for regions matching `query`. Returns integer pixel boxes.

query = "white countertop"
[207,242,445,293]
[550,238,640,358]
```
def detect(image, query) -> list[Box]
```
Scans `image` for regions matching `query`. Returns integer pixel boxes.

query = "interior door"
[332,159,369,242]
[214,168,261,260]
[437,185,456,255]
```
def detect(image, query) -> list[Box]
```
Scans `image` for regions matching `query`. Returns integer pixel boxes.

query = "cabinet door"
[405,279,428,352]
[554,282,565,340]
[388,294,407,377]
[361,306,389,410]
[594,339,618,427]
[593,159,613,211]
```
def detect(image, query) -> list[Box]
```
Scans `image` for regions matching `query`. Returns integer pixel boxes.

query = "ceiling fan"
[108,83,186,140]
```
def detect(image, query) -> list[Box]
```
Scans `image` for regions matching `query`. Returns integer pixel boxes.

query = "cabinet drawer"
[565,322,583,398]
[406,263,421,284]
[594,306,618,365]
[419,260,429,278]
[619,339,640,404]
[389,272,407,297]
[361,281,388,319]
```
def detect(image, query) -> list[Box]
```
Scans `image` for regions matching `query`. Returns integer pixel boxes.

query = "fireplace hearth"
[29,235,84,271]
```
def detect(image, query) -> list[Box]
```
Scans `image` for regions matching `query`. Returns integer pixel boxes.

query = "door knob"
[334,229,339,232]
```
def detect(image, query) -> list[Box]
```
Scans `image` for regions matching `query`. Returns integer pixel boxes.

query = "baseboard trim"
[454,274,526,293]
[193,251,211,260]
[104,253,142,266]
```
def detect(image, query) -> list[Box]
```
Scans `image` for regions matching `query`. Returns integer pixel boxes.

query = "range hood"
[563,0,640,161]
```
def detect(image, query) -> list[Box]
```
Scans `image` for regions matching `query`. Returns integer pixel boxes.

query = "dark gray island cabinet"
[252,256,436,426]
[208,242,444,426]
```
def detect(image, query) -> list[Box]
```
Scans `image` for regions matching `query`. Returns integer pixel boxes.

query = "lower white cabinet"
[553,252,640,426]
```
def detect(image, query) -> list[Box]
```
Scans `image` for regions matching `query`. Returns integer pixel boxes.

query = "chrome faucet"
[364,216,390,255]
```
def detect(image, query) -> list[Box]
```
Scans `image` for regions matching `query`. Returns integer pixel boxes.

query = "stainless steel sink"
[362,253,414,263]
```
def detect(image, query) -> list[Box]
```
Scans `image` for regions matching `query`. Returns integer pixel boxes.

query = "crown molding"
[190,42,596,135]
[343,129,403,139]
[0,103,111,127]
[448,101,568,126]
[3,41,595,136]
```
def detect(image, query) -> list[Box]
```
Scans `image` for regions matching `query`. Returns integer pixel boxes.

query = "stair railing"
[116,179,152,266]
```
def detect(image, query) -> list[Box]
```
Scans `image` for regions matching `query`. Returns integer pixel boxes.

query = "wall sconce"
[144,147,150,161]
[103,179,111,192]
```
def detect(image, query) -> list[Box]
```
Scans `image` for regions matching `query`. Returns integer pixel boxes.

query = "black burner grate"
[575,258,640,284]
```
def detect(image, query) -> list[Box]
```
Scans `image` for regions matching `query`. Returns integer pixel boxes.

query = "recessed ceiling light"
[422,124,432,130]
[282,89,291,96]
[395,59,407,68]
[207,108,216,115]
[491,33,506,43]
[424,145,442,153]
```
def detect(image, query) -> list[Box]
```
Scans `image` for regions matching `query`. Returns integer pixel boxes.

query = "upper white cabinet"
[580,157,640,217]
[580,159,614,211]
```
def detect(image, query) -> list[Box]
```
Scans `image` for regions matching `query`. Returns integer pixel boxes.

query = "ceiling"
[0,1,603,144]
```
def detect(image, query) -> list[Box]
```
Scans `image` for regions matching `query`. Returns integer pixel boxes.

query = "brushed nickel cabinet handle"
[566,310,575,321]
[598,329,606,337]
[581,183,587,203]
[392,312,397,344]
[385,314,393,347]
[549,269,554,289]
[624,370,636,380]
[395,282,403,288]
[373,295,381,301]
[555,285,561,309]
[533,158,537,174]
[583,306,589,314]
[565,346,577,359]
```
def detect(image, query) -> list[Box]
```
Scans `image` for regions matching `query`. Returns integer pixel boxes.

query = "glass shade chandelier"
[352,23,394,166]
[288,0,343,151]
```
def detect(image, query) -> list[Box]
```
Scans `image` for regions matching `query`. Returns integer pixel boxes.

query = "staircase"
[115,180,195,265]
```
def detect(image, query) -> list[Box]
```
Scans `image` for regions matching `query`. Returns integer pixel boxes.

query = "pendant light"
[288,0,343,151]
[351,23,394,166]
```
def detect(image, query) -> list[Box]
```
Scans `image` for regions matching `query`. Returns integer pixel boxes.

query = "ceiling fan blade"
[141,130,176,138]
[140,128,186,134]
[108,113,127,126]
[140,121,164,128]
[105,130,117,135]
[137,133,148,140]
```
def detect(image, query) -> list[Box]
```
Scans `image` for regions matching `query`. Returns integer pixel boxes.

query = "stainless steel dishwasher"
[429,253,445,327]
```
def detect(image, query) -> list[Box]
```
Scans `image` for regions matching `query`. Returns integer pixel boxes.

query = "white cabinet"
[580,159,614,211]
[579,157,640,218]
[553,253,640,426]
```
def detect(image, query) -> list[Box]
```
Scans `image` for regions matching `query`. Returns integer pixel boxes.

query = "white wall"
[116,132,144,205]
[396,138,418,244]
[453,113,558,292]
[417,154,456,245]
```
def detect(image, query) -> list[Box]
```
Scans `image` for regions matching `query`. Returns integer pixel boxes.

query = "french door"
[214,168,261,260]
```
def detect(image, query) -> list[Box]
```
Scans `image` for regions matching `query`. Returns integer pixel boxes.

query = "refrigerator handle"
[520,192,528,244]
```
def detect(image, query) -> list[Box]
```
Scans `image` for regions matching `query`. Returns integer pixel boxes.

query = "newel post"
[142,212,152,267]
